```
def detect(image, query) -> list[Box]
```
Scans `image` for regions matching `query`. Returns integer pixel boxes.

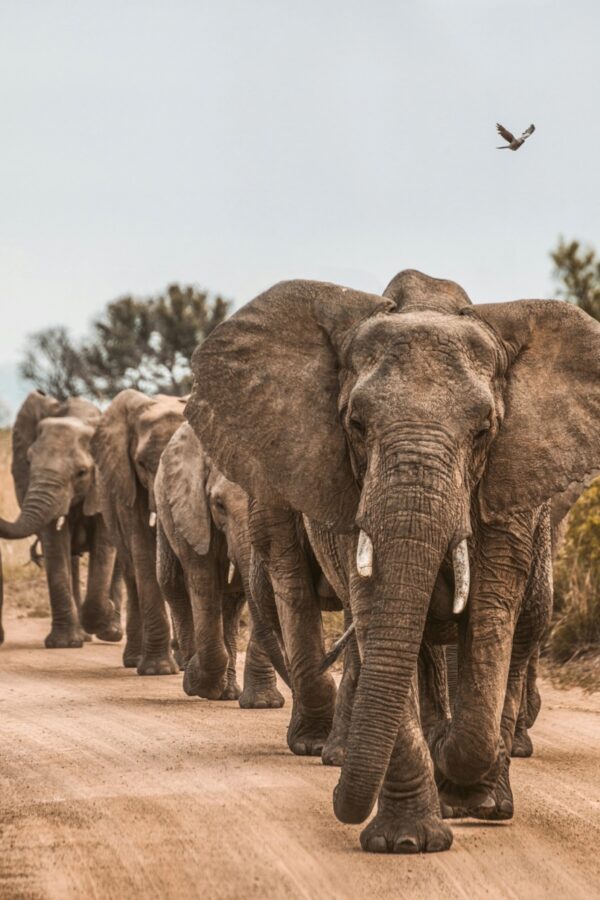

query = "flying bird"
[496,122,535,151]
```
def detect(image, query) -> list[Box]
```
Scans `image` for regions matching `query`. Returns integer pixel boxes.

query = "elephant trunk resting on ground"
[185,270,600,853]
[0,391,122,648]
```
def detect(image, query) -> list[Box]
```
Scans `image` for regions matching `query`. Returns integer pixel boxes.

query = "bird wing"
[521,124,535,139]
[496,123,515,143]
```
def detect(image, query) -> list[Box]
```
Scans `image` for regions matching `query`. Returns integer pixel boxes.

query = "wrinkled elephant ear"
[156,423,212,555]
[12,391,61,505]
[466,300,600,518]
[384,269,472,314]
[187,280,393,531]
[91,389,151,507]
[83,469,102,517]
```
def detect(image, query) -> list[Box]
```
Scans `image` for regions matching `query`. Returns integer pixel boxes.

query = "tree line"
[21,284,230,400]
[19,238,600,403]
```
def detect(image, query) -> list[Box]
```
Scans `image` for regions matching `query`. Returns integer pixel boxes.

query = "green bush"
[551,479,600,662]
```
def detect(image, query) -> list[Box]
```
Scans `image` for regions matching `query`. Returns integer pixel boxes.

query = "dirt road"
[1,614,599,900]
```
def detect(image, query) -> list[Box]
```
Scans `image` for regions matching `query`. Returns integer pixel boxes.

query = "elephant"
[185,270,600,853]
[155,421,286,706]
[0,391,122,648]
[91,389,186,675]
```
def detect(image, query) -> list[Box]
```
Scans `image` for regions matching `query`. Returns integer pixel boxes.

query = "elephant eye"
[349,416,365,437]
[213,498,226,515]
[77,467,89,477]
[475,419,492,439]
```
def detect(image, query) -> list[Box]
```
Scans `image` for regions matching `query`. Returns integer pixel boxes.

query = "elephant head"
[92,389,186,524]
[0,391,101,540]
[186,273,600,824]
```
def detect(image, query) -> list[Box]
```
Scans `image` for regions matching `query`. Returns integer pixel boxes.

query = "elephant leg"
[250,503,336,757]
[220,595,243,700]
[359,674,453,854]
[322,611,360,767]
[80,518,123,643]
[239,625,285,709]
[122,560,143,668]
[131,538,177,676]
[110,559,123,617]
[432,510,541,820]
[525,648,542,728]
[182,547,233,699]
[42,526,84,648]
[71,555,91,641]
[512,680,533,758]
[156,523,194,670]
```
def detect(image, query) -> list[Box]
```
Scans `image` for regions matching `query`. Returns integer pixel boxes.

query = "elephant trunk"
[0,471,71,540]
[334,462,456,825]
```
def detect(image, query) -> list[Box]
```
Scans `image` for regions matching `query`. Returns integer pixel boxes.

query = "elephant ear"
[12,391,61,506]
[156,423,212,555]
[384,269,472,314]
[91,390,151,507]
[186,280,393,531]
[467,300,600,519]
[83,469,102,517]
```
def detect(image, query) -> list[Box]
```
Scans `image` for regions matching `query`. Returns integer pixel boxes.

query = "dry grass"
[0,429,48,617]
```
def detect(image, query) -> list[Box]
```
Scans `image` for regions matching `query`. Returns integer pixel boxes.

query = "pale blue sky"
[1,0,599,414]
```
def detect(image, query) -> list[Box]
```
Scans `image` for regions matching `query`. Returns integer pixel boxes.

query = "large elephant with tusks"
[185,271,600,853]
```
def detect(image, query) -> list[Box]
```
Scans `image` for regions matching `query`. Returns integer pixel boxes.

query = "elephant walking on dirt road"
[185,270,600,853]
[155,421,286,707]
[91,389,186,675]
[0,391,122,648]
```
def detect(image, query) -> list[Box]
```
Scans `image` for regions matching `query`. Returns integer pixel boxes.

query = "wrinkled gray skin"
[0,391,122,648]
[155,422,287,707]
[92,389,185,675]
[187,271,600,854]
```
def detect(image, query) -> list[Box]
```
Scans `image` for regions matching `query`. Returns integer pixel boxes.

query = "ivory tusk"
[356,529,373,578]
[56,515,66,532]
[452,539,470,615]
[149,511,157,527]
[319,621,356,673]
[227,561,236,584]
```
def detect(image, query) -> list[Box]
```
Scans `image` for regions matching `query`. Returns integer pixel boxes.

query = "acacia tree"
[551,237,600,320]
[20,326,94,400]
[20,284,230,400]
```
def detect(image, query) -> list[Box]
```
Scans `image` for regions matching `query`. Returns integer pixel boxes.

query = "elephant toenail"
[393,836,419,854]
[368,836,388,853]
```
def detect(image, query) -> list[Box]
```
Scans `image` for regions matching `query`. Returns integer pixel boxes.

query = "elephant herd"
[2,268,600,855]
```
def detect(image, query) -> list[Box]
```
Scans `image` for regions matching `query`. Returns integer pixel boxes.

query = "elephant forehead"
[347,311,499,372]
[139,402,185,430]
[36,417,94,444]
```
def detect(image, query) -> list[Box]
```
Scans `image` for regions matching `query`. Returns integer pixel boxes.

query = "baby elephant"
[155,422,286,707]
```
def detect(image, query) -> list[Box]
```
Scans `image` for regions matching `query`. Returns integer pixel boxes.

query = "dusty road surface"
[1,614,599,900]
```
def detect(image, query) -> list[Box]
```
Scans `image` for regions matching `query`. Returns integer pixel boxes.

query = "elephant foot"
[360,806,453,854]
[220,681,242,701]
[287,711,332,757]
[321,737,345,767]
[137,653,179,676]
[239,683,285,709]
[511,728,534,758]
[526,682,542,729]
[439,759,513,822]
[183,654,227,699]
[123,640,142,668]
[96,622,124,643]
[45,626,85,649]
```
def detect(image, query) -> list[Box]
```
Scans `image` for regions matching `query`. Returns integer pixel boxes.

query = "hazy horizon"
[2,0,599,415]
